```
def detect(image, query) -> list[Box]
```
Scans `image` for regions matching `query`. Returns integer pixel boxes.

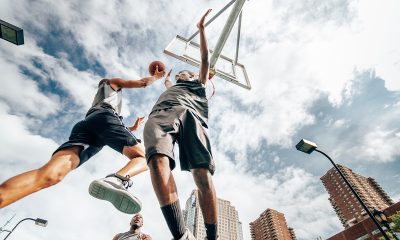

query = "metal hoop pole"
[234,10,242,65]
[210,0,246,69]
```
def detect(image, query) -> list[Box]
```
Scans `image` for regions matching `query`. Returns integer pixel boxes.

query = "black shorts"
[53,106,140,167]
[144,106,214,174]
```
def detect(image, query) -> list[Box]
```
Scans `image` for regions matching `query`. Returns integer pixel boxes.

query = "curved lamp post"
[372,209,399,240]
[2,218,47,240]
[295,139,390,240]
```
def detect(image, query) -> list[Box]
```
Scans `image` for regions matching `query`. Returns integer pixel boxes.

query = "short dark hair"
[178,70,195,75]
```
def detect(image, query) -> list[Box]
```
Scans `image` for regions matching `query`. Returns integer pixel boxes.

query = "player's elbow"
[201,58,209,67]
[138,80,148,88]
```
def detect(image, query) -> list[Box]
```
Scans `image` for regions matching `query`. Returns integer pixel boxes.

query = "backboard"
[164,35,251,90]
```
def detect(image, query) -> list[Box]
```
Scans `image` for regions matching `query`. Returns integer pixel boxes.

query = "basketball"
[148,60,165,76]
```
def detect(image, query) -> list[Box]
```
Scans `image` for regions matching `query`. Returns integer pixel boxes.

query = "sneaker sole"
[88,180,142,214]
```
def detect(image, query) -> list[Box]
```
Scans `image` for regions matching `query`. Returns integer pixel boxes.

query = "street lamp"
[296,139,391,240]
[372,209,399,240]
[2,218,48,240]
[0,19,24,45]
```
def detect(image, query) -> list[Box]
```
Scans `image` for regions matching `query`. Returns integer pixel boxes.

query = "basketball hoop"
[163,0,251,90]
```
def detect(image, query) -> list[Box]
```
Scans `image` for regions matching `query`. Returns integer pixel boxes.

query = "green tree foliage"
[378,232,395,240]
[390,211,400,231]
[378,211,400,240]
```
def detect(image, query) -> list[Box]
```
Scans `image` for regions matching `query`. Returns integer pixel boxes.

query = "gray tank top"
[91,79,122,115]
[117,231,143,240]
[150,80,208,126]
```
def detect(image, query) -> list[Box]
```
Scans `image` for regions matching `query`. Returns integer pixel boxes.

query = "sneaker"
[177,229,196,240]
[88,173,142,214]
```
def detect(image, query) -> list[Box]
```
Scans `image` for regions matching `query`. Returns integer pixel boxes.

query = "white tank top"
[91,79,122,115]
[117,231,143,240]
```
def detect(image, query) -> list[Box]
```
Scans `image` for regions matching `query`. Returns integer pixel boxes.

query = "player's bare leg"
[148,154,179,205]
[148,154,188,239]
[0,146,81,208]
[88,144,148,214]
[117,144,148,177]
[193,168,218,239]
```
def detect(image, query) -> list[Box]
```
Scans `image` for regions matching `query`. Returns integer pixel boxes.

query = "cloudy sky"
[1,0,400,239]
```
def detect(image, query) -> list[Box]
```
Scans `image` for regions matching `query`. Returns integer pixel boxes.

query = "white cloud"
[352,128,400,162]
[0,54,59,117]
[0,103,58,168]
[332,119,349,128]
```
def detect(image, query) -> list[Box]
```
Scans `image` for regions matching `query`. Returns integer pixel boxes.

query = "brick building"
[321,164,393,228]
[250,208,296,240]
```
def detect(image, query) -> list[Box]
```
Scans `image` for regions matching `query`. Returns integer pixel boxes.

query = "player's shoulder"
[141,233,152,240]
[98,78,110,86]
[113,233,122,240]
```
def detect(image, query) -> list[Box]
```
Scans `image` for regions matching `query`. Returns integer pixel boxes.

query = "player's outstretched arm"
[198,9,212,85]
[110,67,165,89]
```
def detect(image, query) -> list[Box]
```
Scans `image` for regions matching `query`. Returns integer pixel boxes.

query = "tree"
[390,211,400,231]
[378,211,400,240]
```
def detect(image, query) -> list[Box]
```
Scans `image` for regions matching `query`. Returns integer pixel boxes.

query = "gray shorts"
[144,106,214,174]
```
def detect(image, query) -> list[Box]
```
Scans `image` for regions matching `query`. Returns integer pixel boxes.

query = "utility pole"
[0,214,16,234]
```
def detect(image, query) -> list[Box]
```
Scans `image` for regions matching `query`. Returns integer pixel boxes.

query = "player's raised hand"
[153,65,166,80]
[164,69,173,88]
[129,116,145,131]
[165,69,172,80]
[197,9,212,29]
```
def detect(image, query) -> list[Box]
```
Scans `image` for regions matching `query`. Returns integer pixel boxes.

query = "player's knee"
[193,169,213,192]
[123,145,146,159]
[197,179,212,192]
[148,154,169,171]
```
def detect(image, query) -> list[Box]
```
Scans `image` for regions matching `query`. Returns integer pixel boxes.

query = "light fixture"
[0,19,24,45]
[34,218,48,227]
[295,139,317,154]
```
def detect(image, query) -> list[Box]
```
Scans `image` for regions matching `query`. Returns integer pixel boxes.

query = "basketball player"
[144,9,218,240]
[0,67,165,214]
[113,213,151,240]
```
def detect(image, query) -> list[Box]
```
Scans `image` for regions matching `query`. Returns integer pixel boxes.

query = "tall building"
[250,208,296,240]
[237,221,244,240]
[183,190,243,240]
[321,164,393,228]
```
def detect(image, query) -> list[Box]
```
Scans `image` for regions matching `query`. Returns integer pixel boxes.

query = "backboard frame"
[164,35,251,90]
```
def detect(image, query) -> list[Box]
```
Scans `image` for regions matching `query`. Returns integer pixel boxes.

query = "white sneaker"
[88,174,142,214]
[177,229,196,240]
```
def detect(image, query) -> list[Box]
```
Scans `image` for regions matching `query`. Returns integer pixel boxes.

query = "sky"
[0,0,400,239]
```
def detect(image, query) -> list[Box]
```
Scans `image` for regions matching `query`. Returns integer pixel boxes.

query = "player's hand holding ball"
[149,60,166,79]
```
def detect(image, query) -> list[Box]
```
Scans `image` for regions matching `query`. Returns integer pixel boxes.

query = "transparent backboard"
[164,35,251,90]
